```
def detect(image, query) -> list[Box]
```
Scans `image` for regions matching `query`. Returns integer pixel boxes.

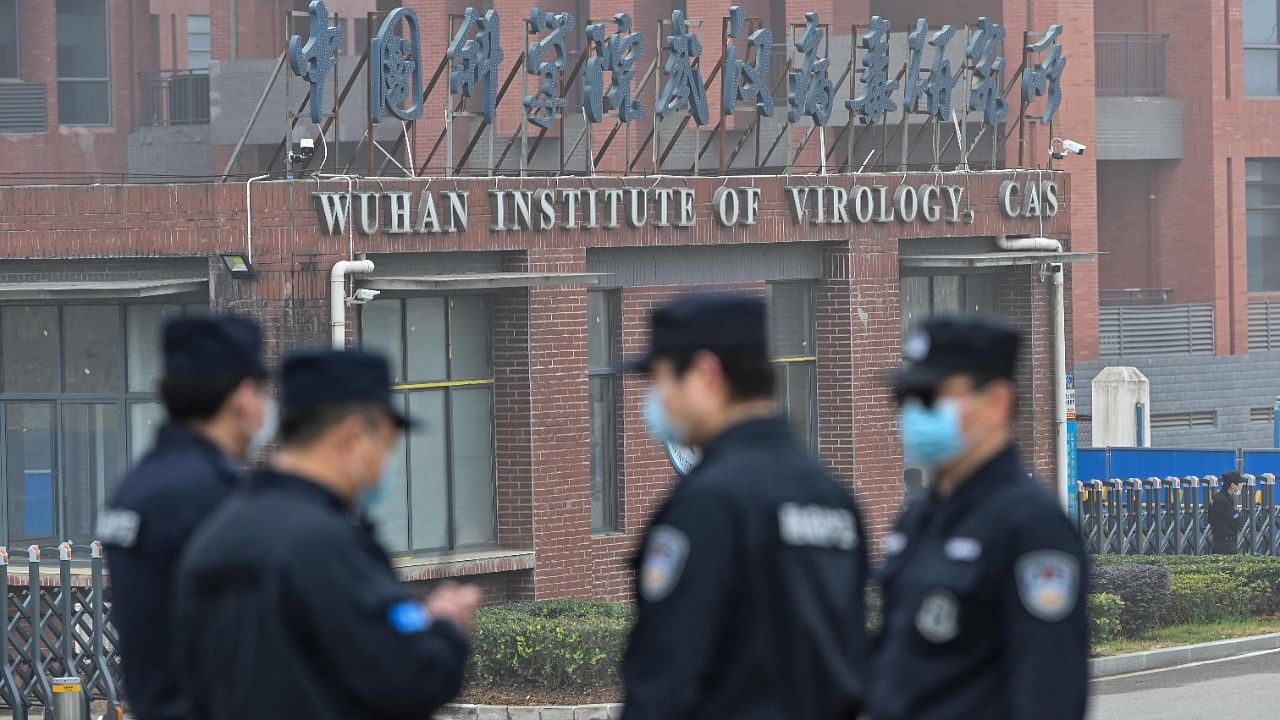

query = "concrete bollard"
[50,676,84,720]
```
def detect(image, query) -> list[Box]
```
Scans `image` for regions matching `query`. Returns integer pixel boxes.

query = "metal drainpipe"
[245,174,271,265]
[331,260,375,349]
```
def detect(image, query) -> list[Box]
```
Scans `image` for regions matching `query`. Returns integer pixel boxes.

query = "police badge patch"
[1015,550,1080,622]
[915,589,959,643]
[640,525,690,603]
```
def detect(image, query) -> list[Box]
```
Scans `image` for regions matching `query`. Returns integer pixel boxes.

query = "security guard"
[1209,471,1245,554]
[98,314,270,720]
[174,350,480,720]
[621,293,869,720]
[870,315,1088,720]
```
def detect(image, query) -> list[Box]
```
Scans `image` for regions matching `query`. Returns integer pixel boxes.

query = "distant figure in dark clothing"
[1209,471,1245,554]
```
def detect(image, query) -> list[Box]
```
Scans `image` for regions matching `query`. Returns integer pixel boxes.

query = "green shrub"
[1090,564,1172,637]
[468,600,633,690]
[1088,593,1125,643]
[1168,573,1251,624]
[1092,555,1280,618]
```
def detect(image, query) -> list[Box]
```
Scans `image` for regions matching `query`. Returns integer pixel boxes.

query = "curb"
[1090,632,1280,678]
[436,703,622,720]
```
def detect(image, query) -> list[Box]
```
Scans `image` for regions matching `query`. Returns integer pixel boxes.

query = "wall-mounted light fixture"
[221,253,255,277]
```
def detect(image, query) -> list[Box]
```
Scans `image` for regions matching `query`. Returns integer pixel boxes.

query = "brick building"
[0,0,1091,600]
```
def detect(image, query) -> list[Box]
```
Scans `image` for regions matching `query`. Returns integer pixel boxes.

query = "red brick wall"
[1094,0,1150,33]
[1097,161,1156,291]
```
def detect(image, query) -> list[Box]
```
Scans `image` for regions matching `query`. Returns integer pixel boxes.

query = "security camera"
[289,138,315,164]
[347,288,380,305]
[1062,139,1086,156]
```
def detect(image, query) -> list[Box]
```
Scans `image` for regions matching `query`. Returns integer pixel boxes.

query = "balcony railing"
[1100,288,1174,307]
[138,70,210,127]
[1096,32,1168,97]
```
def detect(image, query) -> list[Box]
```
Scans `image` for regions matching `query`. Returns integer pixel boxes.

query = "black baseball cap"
[281,350,414,428]
[891,314,1021,396]
[163,314,266,380]
[625,292,767,373]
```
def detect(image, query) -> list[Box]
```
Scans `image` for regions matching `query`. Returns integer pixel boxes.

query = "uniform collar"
[699,416,791,463]
[931,443,1023,511]
[156,422,242,478]
[251,467,355,515]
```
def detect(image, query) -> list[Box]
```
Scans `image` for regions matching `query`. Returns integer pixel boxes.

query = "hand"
[425,581,482,634]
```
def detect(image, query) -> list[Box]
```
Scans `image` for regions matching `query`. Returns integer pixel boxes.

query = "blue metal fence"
[1078,447,1275,483]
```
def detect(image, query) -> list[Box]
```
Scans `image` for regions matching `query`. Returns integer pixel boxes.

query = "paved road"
[1090,648,1280,719]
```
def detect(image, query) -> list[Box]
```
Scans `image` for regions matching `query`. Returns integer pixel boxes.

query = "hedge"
[1088,593,1125,643]
[468,600,633,690]
[1089,564,1172,637]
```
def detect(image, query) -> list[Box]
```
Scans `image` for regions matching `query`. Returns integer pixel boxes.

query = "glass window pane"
[406,298,447,382]
[901,276,931,337]
[769,283,814,357]
[128,402,165,464]
[1245,1,1279,45]
[449,296,492,380]
[0,0,18,78]
[963,275,1000,315]
[408,391,448,551]
[127,305,180,392]
[784,363,816,450]
[361,301,405,384]
[932,275,962,314]
[56,0,109,78]
[1246,49,1280,97]
[3,307,61,393]
[63,403,123,544]
[450,387,495,547]
[354,18,369,55]
[590,375,617,531]
[370,394,411,554]
[64,305,124,393]
[187,15,210,35]
[6,404,57,543]
[58,80,110,124]
[588,291,615,369]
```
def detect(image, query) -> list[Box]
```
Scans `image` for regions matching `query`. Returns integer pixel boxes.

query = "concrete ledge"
[1090,632,1280,678]
[436,704,621,720]
[390,550,536,582]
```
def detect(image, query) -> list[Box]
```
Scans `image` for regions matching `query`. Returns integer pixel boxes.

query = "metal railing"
[1095,32,1168,97]
[0,542,121,719]
[1077,474,1280,556]
[138,70,211,127]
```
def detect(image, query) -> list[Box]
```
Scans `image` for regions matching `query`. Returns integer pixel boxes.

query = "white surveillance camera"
[1062,139,1086,156]
[348,288,380,305]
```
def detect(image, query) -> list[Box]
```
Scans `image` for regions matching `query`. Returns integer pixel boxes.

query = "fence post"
[58,543,74,679]
[89,542,121,718]
[0,548,27,720]
[26,546,52,711]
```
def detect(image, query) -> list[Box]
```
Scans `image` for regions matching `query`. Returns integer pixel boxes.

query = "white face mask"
[246,398,278,461]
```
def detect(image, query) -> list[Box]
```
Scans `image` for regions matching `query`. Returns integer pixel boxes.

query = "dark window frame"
[0,0,19,79]
[1245,0,1280,97]
[55,0,112,126]
[767,281,819,451]
[1247,158,1280,292]
[588,289,621,533]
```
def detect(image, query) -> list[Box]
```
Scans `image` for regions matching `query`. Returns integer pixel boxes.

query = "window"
[56,0,110,125]
[187,15,211,71]
[354,18,370,57]
[900,273,1000,337]
[588,290,620,532]
[1247,159,1280,291]
[1246,0,1280,96]
[361,296,497,554]
[0,302,205,547]
[768,283,818,451]
[0,0,18,79]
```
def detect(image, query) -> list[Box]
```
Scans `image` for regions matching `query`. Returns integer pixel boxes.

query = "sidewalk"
[1091,632,1280,677]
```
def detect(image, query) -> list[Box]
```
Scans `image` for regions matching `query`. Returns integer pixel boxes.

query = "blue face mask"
[900,399,967,467]
[645,388,688,445]
[361,461,397,513]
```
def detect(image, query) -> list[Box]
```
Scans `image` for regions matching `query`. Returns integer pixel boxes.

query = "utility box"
[1092,367,1151,448]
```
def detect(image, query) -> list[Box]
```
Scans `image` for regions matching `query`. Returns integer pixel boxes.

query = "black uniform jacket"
[101,423,241,720]
[622,418,869,720]
[869,445,1089,720]
[174,468,469,720]
[1209,488,1242,552]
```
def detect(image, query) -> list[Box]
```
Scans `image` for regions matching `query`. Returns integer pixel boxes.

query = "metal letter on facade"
[904,19,957,120]
[584,14,645,123]
[788,12,833,125]
[723,5,774,116]
[966,16,1008,126]
[525,8,576,129]
[288,0,345,124]
[846,16,898,125]
[448,7,505,124]
[656,10,709,125]
[1022,24,1066,124]
[370,7,424,123]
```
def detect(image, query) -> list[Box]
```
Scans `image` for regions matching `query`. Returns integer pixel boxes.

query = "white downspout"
[331,260,375,349]
[245,174,271,264]
[994,236,1070,511]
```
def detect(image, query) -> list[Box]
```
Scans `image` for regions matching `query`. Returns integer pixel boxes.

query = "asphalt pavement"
[1089,647,1280,719]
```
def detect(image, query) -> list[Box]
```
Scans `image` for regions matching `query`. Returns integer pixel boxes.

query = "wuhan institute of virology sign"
[288,1,1068,133]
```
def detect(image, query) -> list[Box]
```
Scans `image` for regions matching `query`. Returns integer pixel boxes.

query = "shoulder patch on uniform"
[883,531,908,556]
[778,503,858,550]
[1015,550,1080,622]
[97,509,142,549]
[915,589,959,643]
[944,537,982,562]
[640,525,690,603]
[386,601,432,634]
